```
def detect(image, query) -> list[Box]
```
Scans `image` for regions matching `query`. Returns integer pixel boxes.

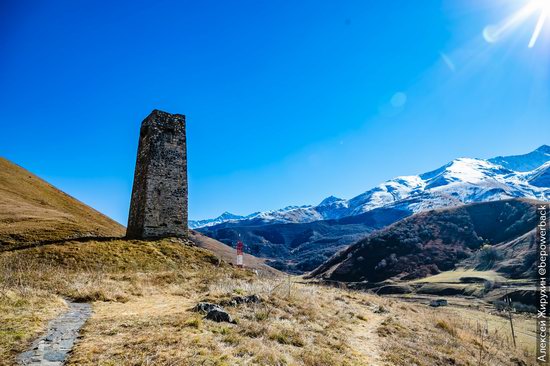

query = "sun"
[483,0,549,48]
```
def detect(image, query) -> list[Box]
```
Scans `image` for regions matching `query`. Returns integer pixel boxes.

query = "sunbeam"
[529,7,548,47]
[484,0,549,47]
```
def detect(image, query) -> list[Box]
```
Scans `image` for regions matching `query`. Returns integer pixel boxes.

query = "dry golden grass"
[0,238,234,364]
[67,275,387,365]
[0,158,125,248]
[0,238,538,366]
[378,302,537,366]
[0,289,65,364]
[0,238,385,365]
[408,269,507,284]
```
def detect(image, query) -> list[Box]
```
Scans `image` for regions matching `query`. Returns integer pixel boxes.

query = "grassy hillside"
[0,158,125,248]
[311,199,541,283]
[0,238,536,365]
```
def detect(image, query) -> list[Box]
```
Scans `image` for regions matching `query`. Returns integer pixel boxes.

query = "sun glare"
[528,1,548,47]
[483,0,549,47]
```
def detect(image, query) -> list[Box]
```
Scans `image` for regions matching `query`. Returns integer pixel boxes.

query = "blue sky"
[1,0,549,223]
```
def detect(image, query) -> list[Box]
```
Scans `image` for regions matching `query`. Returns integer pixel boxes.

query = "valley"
[0,147,546,365]
[3,0,550,363]
[195,145,550,273]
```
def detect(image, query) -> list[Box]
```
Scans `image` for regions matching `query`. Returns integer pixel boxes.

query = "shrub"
[435,319,457,336]
[478,245,502,267]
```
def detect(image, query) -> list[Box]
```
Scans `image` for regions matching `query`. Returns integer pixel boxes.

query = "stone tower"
[126,110,188,239]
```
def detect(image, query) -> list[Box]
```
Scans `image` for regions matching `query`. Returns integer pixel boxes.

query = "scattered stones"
[221,294,261,307]
[193,302,234,323]
[510,357,527,366]
[192,295,260,324]
[193,302,224,314]
[18,301,92,366]
[205,308,236,324]
[429,299,448,307]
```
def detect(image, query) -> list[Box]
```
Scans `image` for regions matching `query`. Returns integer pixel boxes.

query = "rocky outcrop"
[193,295,262,324]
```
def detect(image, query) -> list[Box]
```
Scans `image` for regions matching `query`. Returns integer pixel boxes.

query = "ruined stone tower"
[126,110,188,239]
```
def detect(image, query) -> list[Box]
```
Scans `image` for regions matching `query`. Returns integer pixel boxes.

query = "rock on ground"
[205,308,236,324]
[193,302,237,324]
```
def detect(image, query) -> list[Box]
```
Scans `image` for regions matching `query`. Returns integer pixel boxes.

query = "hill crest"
[0,158,125,249]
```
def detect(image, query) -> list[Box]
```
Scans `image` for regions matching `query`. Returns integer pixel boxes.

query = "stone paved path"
[18,301,91,366]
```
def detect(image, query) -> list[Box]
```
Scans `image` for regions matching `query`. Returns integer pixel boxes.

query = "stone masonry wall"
[126,110,188,239]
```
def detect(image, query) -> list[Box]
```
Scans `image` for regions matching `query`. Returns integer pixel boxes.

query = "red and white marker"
[236,241,244,268]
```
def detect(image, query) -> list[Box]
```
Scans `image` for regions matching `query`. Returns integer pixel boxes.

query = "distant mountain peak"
[319,196,344,206]
[188,211,247,229]
[217,211,241,219]
[536,144,550,153]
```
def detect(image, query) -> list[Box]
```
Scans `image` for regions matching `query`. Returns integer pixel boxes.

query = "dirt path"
[349,311,386,365]
[18,301,91,366]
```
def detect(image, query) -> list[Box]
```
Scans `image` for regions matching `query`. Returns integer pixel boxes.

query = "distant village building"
[126,110,188,239]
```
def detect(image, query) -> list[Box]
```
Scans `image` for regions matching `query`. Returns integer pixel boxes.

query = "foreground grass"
[0,238,229,364]
[378,301,536,366]
[0,239,538,366]
[68,280,381,365]
[0,289,65,363]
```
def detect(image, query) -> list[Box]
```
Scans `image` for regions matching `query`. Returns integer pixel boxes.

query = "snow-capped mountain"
[190,145,550,229]
[189,211,258,229]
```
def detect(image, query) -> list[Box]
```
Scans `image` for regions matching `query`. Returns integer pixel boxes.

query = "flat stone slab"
[18,301,91,366]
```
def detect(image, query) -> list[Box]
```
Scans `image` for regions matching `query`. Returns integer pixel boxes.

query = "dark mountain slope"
[310,199,542,283]
[199,206,410,272]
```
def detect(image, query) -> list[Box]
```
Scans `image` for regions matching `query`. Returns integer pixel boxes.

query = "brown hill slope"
[311,199,542,283]
[0,158,125,249]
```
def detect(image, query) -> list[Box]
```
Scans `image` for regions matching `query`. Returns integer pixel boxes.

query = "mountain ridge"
[309,198,541,283]
[191,145,550,229]
[197,146,549,272]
